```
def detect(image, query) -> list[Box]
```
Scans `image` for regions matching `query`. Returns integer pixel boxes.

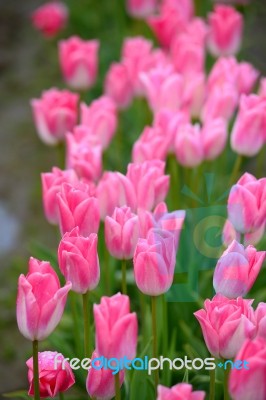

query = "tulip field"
[2,0,266,399]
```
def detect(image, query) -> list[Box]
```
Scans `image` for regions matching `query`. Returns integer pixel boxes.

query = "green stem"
[151,296,159,391]
[169,154,179,210]
[122,259,127,294]
[162,294,168,385]
[240,233,245,246]
[115,373,121,400]
[82,291,90,358]
[139,292,147,349]
[104,244,111,295]
[224,365,230,400]
[56,141,65,170]
[70,292,82,358]
[58,393,64,400]
[209,365,216,400]
[32,340,40,400]
[229,155,242,187]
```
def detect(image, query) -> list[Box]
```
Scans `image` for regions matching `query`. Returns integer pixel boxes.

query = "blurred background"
[0,0,266,397]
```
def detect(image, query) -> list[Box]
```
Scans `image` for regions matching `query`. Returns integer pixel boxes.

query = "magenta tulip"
[31,2,68,38]
[16,257,71,341]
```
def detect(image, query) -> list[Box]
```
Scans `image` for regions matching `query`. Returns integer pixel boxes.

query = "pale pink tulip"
[175,123,203,168]
[157,383,205,400]
[201,118,227,160]
[127,0,157,18]
[132,126,169,163]
[104,62,133,109]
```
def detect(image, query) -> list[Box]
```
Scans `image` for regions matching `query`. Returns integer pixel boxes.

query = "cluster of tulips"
[15,0,266,399]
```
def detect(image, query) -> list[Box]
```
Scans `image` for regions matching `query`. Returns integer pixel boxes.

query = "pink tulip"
[227,173,266,234]
[194,294,255,359]
[41,167,78,224]
[66,129,102,182]
[175,123,203,168]
[132,126,169,163]
[183,73,206,118]
[202,83,238,122]
[255,302,266,339]
[58,227,100,293]
[154,109,189,152]
[157,383,205,400]
[182,17,208,46]
[96,172,136,219]
[237,62,259,95]
[16,257,71,341]
[31,88,79,145]
[171,35,205,77]
[213,240,265,298]
[86,350,125,400]
[231,95,266,156]
[57,182,100,236]
[94,293,138,359]
[31,2,68,38]
[134,228,176,295]
[59,36,99,90]
[162,0,194,21]
[229,337,266,400]
[258,77,266,98]
[121,37,154,95]
[126,160,169,211]
[81,96,117,149]
[207,5,243,57]
[140,66,184,114]
[223,219,265,247]
[104,62,133,109]
[27,351,75,397]
[105,206,139,260]
[201,118,227,160]
[127,0,157,18]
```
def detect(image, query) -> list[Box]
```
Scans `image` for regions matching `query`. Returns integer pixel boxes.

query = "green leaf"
[3,390,29,399]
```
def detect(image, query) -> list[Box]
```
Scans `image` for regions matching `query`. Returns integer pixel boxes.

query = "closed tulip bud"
[227,173,266,234]
[229,337,266,400]
[94,293,138,359]
[132,126,169,163]
[207,5,243,57]
[140,66,184,114]
[96,172,136,219]
[237,62,259,95]
[202,118,227,160]
[31,2,68,38]
[66,130,102,182]
[58,227,100,293]
[105,206,140,260]
[213,240,265,298]
[31,88,79,145]
[104,62,133,109]
[27,351,75,397]
[126,0,157,18]
[157,383,205,400]
[175,123,203,168]
[16,257,71,341]
[41,167,78,224]
[59,36,99,90]
[255,302,266,339]
[202,83,238,123]
[231,95,266,156]
[134,228,176,296]
[57,182,100,236]
[171,35,205,77]
[222,219,265,247]
[86,350,125,400]
[194,294,256,359]
[81,96,117,150]
[127,160,169,211]
[183,73,206,118]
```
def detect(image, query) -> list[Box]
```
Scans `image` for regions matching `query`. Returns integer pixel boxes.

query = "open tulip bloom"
[14,0,266,399]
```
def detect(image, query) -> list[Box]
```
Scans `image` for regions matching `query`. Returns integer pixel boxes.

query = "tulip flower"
[16,257,71,341]
[171,34,205,77]
[157,383,205,400]
[104,62,134,109]
[59,36,99,90]
[94,293,138,360]
[57,182,100,236]
[27,351,75,397]
[227,173,266,234]
[126,0,157,18]
[255,302,266,339]
[58,227,100,294]
[230,95,266,156]
[223,219,265,248]
[97,171,136,219]
[133,228,176,296]
[175,123,203,168]
[183,73,206,118]
[132,126,169,163]
[207,5,243,57]
[86,351,125,400]
[202,83,238,123]
[31,88,79,145]
[41,167,78,224]
[201,118,227,160]
[31,2,68,38]
[229,337,266,400]
[80,96,117,149]
[213,240,265,298]
[194,294,256,359]
[127,160,169,211]
[236,62,259,95]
